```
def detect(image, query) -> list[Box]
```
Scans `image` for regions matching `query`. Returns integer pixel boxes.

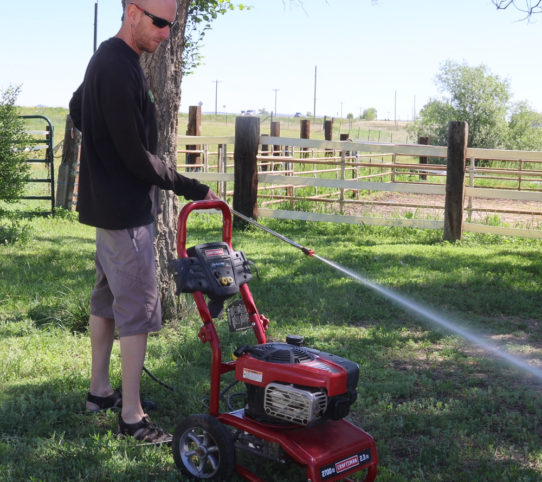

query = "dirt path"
[343,192,542,229]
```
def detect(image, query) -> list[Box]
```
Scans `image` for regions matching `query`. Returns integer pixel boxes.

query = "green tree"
[0,86,30,203]
[184,0,247,74]
[411,99,454,145]
[409,60,511,148]
[506,101,542,150]
[362,107,377,121]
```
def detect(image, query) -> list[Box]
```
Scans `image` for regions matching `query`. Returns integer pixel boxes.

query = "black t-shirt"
[70,37,209,229]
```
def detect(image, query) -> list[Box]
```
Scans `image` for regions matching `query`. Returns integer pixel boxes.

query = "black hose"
[142,365,175,391]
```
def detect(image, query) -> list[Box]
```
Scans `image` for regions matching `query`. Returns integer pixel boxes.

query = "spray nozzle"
[301,247,315,257]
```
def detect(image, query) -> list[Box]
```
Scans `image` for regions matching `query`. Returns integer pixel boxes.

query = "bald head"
[118,0,177,55]
[126,0,176,14]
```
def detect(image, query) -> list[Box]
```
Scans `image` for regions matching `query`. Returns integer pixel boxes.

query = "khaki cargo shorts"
[90,223,162,337]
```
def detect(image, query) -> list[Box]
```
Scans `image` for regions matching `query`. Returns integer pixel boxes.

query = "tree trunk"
[121,0,190,320]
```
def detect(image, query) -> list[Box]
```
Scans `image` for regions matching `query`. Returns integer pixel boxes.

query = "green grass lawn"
[1,206,542,480]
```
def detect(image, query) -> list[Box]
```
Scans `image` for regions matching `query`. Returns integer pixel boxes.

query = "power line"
[213,80,221,115]
[93,1,99,53]
[272,88,279,116]
[313,66,317,121]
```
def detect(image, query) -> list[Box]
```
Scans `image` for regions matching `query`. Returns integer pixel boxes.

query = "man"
[70,0,219,443]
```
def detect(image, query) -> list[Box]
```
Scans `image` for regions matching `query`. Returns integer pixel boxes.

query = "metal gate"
[19,115,55,215]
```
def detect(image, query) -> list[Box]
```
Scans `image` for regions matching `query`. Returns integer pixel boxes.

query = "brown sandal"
[86,389,122,412]
[118,415,172,444]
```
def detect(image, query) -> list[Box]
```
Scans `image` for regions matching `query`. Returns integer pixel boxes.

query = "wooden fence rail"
[177,118,542,241]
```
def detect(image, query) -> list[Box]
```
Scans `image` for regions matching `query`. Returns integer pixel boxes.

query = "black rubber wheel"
[172,414,235,480]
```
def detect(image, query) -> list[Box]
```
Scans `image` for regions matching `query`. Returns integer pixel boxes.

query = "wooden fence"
[55,114,542,240]
[177,118,542,240]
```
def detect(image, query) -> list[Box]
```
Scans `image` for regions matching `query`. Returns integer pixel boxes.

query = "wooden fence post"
[233,116,260,228]
[418,136,428,180]
[55,114,81,210]
[339,133,349,213]
[260,134,269,171]
[186,105,201,168]
[324,118,334,156]
[271,121,281,159]
[300,119,310,158]
[217,143,227,199]
[443,121,468,242]
[466,156,475,221]
[324,118,333,141]
[339,133,356,197]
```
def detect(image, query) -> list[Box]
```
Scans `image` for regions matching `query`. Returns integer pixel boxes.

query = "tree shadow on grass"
[0,244,95,332]
[245,244,542,342]
[0,379,180,480]
[2,309,541,480]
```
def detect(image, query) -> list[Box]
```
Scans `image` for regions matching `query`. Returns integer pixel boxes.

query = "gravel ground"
[343,192,542,229]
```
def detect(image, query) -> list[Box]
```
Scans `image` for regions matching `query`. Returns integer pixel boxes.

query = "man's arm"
[100,63,210,200]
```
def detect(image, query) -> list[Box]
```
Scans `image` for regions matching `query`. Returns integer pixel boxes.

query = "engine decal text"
[242,368,263,383]
[320,448,372,480]
[335,455,359,473]
[205,248,224,257]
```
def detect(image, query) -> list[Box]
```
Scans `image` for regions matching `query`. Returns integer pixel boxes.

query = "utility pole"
[93,1,98,53]
[272,88,279,117]
[313,65,317,121]
[394,90,397,129]
[213,80,221,115]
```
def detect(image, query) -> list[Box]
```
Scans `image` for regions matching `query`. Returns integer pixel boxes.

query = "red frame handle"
[176,200,233,258]
[174,200,268,416]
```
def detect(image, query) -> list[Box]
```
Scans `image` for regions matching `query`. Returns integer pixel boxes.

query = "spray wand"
[231,209,315,257]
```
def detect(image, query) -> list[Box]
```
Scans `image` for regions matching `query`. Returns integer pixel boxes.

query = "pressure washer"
[170,200,378,481]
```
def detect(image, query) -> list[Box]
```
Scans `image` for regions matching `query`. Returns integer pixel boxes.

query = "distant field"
[17,106,412,148]
[195,113,411,143]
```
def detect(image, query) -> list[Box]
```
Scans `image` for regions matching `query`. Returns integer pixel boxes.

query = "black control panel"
[172,242,252,302]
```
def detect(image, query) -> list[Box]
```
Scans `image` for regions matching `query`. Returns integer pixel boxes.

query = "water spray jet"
[232,208,542,382]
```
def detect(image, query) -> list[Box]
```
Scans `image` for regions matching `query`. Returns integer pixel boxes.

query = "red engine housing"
[234,342,359,425]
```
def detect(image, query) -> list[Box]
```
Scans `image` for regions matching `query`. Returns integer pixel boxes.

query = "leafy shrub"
[0,86,31,202]
[0,216,33,244]
[53,207,78,222]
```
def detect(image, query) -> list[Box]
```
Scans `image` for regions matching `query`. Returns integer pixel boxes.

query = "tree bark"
[56,114,81,210]
[121,0,191,320]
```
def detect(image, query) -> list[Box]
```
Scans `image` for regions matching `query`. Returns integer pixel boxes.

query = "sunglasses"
[131,3,177,29]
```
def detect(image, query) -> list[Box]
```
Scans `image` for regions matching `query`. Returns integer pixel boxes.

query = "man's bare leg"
[86,314,115,411]
[119,333,147,424]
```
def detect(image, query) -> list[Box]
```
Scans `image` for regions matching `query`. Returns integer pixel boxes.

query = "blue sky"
[1,0,540,120]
